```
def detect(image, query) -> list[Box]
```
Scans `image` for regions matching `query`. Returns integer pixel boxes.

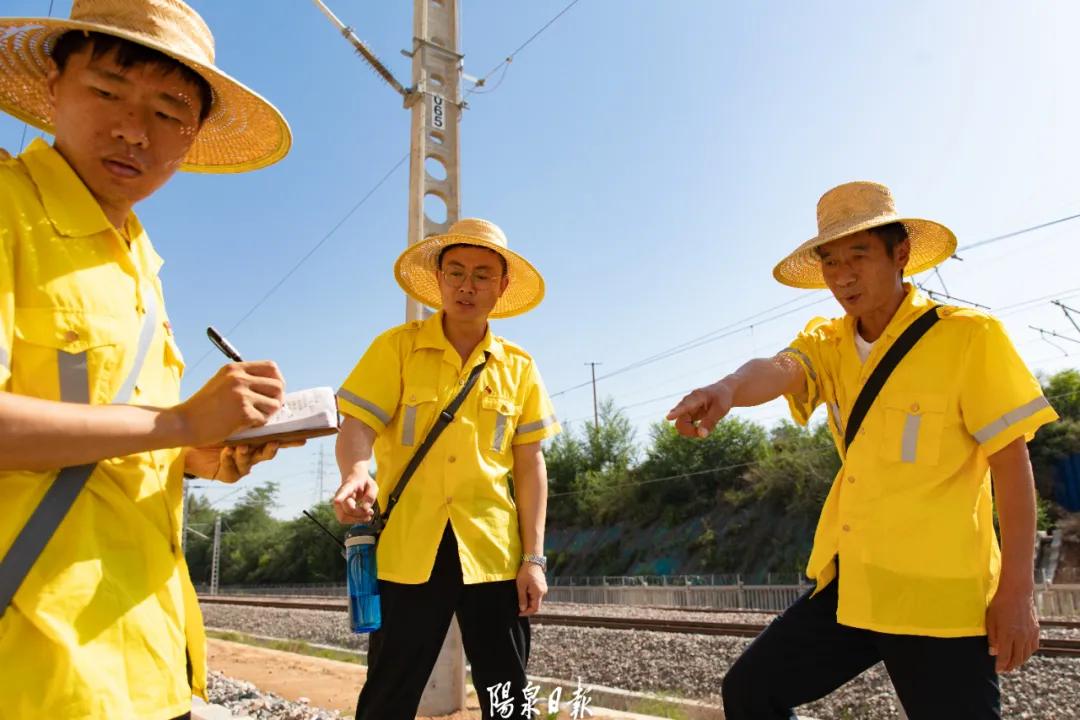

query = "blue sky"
[5,1,1080,519]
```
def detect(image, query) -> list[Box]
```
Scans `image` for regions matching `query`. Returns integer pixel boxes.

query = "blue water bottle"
[345,524,381,633]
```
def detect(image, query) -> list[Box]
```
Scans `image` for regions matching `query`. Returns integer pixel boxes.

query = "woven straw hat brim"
[0,18,291,173]
[394,234,545,319]
[772,216,957,290]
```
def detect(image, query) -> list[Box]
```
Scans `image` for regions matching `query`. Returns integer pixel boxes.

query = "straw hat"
[773,181,956,289]
[0,0,291,173]
[394,218,545,319]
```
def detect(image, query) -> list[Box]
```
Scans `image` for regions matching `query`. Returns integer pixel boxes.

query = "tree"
[544,397,637,525]
[1030,370,1080,510]
[219,482,284,585]
[256,502,346,583]
[634,416,768,522]
[1043,369,1080,421]
[724,421,840,573]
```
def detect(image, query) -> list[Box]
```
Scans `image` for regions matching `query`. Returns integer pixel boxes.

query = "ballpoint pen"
[206,326,244,362]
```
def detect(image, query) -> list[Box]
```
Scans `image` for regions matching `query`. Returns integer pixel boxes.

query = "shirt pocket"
[481,393,519,454]
[13,308,126,404]
[163,330,185,382]
[880,392,948,465]
[399,385,439,447]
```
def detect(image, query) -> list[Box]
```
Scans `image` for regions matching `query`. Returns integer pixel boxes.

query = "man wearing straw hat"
[333,218,560,719]
[668,182,1056,718]
[0,1,296,718]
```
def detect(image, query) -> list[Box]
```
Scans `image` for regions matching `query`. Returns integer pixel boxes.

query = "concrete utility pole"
[403,2,468,714]
[403,0,462,322]
[209,515,222,596]
[315,445,328,505]
[312,1,466,712]
[585,362,602,429]
[181,480,190,555]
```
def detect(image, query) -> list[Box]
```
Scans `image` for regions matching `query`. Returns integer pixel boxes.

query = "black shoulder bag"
[373,352,490,533]
[841,305,941,453]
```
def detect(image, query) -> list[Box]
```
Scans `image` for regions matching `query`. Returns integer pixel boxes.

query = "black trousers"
[355,523,531,720]
[722,572,1000,720]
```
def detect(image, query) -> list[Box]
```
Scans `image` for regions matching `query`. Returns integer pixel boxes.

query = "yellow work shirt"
[337,311,561,584]
[781,284,1058,637]
[0,139,206,719]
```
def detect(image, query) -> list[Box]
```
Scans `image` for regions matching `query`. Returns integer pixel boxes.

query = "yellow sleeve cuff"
[336,388,392,433]
[780,348,819,427]
[512,416,561,446]
[973,397,1059,457]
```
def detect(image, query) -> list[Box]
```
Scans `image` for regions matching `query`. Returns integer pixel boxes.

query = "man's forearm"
[990,437,1038,591]
[336,416,375,480]
[0,391,188,471]
[513,442,547,556]
[718,355,805,408]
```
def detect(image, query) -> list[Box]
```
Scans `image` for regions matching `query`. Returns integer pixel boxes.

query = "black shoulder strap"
[843,306,941,452]
[377,352,490,529]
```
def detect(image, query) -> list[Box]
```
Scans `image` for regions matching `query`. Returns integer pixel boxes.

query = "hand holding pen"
[171,326,287,449]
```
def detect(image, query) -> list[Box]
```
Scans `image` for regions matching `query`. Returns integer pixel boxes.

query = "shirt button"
[448,456,457,463]
[409,394,416,402]
[910,402,920,413]
[446,496,453,505]
[842,524,851,532]
[848,476,856,484]
[64,330,79,343]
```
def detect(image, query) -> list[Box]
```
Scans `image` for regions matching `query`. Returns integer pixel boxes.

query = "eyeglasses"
[440,268,503,290]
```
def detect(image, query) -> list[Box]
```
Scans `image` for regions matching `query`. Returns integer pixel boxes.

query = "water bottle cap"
[345,522,377,538]
[345,535,376,548]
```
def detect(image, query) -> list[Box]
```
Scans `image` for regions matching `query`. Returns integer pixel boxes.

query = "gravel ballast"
[201,601,1080,719]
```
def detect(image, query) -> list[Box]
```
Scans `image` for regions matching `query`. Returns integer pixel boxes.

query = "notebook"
[224,386,340,445]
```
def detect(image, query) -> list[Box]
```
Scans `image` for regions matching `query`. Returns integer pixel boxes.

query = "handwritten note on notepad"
[224,386,339,445]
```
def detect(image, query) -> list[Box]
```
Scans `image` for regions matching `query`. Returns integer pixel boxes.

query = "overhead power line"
[551,294,831,398]
[466,0,584,96]
[190,2,588,371]
[552,210,1080,402]
[188,151,409,372]
[957,212,1080,253]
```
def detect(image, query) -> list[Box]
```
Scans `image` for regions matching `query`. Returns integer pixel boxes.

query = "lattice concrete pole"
[409,0,468,715]
[405,0,462,323]
[209,515,222,596]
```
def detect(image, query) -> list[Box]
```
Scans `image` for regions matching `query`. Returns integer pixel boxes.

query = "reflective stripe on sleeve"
[973,396,1052,445]
[782,347,818,385]
[516,415,557,435]
[336,388,391,425]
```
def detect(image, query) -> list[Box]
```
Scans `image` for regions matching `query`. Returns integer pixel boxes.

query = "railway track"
[198,595,1080,658]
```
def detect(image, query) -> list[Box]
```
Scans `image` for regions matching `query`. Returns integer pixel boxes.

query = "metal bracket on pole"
[1052,300,1080,337]
[312,0,413,99]
[1030,325,1080,356]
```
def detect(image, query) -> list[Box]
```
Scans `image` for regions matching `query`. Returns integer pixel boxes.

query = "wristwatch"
[522,553,547,572]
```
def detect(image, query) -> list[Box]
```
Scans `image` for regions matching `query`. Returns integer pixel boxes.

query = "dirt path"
[207,638,628,719]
